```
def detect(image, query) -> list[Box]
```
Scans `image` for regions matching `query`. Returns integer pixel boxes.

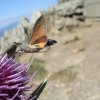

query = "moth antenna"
[14,42,25,52]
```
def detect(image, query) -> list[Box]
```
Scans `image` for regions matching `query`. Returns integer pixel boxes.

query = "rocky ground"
[34,22,100,100]
[18,21,100,100]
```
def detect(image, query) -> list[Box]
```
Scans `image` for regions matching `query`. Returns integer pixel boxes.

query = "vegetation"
[29,59,48,80]
[50,66,78,83]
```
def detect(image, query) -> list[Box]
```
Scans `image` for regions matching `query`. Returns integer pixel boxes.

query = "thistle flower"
[0,54,33,100]
[0,53,47,100]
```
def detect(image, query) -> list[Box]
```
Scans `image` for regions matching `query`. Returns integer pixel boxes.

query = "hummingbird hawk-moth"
[14,15,57,53]
[3,15,57,58]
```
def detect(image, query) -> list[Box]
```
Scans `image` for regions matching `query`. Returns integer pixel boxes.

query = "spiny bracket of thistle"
[28,74,50,100]
[28,78,47,100]
[2,43,17,58]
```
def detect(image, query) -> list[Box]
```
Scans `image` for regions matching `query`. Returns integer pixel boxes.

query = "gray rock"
[30,11,42,26]
[0,17,29,52]
[0,12,44,52]
[58,0,70,4]
[55,0,84,16]
[55,17,65,30]
[65,17,79,27]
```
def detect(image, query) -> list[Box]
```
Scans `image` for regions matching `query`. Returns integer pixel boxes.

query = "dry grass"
[50,66,78,83]
[29,59,48,80]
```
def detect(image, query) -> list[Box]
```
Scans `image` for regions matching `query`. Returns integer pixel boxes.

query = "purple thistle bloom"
[0,54,33,100]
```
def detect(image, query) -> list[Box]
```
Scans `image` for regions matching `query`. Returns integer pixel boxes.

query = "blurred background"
[1,0,100,100]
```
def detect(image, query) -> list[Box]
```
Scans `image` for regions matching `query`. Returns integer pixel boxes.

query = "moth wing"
[28,15,47,48]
